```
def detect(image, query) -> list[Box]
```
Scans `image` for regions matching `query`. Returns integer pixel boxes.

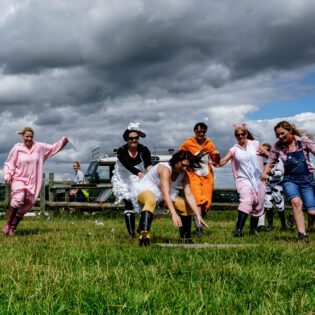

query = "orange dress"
[179,137,216,211]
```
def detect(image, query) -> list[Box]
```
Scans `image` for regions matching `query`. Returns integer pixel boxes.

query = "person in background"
[261,121,315,242]
[257,143,286,232]
[219,124,268,237]
[111,122,152,239]
[69,161,88,202]
[3,127,68,235]
[132,150,208,246]
[179,122,221,236]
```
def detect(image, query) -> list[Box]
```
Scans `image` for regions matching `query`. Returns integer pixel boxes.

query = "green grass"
[0,211,314,314]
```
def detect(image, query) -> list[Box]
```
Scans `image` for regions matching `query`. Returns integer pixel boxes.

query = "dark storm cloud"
[2,0,315,100]
[0,0,315,185]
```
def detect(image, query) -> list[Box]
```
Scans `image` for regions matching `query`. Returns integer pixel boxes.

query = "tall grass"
[0,211,314,314]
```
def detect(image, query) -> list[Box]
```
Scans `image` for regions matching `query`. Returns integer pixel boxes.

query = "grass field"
[0,210,314,314]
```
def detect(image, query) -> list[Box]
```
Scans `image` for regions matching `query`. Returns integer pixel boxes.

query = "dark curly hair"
[169,150,201,171]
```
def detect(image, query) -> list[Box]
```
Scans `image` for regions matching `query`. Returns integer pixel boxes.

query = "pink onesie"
[230,140,266,217]
[4,137,67,215]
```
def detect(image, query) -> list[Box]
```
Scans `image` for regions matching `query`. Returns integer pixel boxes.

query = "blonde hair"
[234,126,255,140]
[18,127,34,136]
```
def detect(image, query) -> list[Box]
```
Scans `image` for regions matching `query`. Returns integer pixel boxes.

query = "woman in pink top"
[219,124,268,237]
[3,127,68,235]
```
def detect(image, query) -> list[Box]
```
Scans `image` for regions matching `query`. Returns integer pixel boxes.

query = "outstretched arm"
[183,175,209,228]
[219,151,232,167]
[159,166,183,227]
[43,136,68,161]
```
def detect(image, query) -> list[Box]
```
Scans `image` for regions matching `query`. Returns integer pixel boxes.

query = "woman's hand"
[196,215,209,228]
[63,137,69,145]
[138,172,145,179]
[211,151,221,165]
[260,173,268,182]
[171,213,183,227]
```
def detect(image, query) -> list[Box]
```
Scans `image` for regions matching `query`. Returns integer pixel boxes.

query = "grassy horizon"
[0,211,314,314]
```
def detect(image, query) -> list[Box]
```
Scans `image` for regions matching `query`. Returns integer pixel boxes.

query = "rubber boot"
[277,211,287,231]
[3,207,18,235]
[266,209,274,231]
[124,212,136,239]
[193,215,203,237]
[179,215,193,244]
[138,211,153,246]
[234,211,248,237]
[249,216,259,236]
[9,215,23,236]
[297,232,309,243]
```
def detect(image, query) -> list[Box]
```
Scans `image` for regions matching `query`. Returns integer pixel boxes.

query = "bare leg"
[291,197,305,234]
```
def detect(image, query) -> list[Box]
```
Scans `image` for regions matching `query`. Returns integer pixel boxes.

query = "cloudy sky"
[0,0,314,187]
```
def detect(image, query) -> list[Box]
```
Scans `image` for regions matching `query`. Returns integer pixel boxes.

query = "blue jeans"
[282,175,315,211]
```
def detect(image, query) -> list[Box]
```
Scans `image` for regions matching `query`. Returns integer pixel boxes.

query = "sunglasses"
[128,136,139,141]
[235,132,246,137]
[180,161,190,169]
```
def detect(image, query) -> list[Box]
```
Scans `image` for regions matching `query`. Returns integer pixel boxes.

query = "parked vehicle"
[84,148,174,202]
[85,152,173,184]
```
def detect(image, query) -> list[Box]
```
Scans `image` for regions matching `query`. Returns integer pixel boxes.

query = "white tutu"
[130,162,184,210]
[111,160,145,212]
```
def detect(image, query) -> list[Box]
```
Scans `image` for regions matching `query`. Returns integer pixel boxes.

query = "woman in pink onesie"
[3,127,68,235]
[219,124,268,237]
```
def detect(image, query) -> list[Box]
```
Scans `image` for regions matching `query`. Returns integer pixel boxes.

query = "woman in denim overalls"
[261,121,315,242]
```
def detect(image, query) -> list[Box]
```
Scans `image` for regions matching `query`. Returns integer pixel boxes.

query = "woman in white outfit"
[111,122,152,238]
[132,150,208,246]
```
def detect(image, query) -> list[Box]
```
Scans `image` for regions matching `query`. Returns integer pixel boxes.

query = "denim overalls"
[282,140,315,211]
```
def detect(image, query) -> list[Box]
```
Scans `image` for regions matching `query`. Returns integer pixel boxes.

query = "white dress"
[112,159,146,206]
[131,162,185,210]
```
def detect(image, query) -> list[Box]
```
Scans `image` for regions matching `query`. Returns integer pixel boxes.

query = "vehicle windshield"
[85,161,97,176]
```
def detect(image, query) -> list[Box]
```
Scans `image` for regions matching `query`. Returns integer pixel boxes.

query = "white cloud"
[0,0,314,187]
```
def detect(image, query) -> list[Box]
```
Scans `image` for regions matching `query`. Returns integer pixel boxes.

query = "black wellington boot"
[277,211,287,231]
[124,212,136,239]
[266,209,274,231]
[249,216,259,236]
[193,215,203,237]
[179,215,193,244]
[138,211,153,246]
[234,211,248,237]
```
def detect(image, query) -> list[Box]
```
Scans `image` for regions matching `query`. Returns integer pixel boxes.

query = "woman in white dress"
[111,122,152,238]
[132,150,208,246]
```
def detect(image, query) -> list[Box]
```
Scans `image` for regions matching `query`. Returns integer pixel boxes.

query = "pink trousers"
[10,189,34,216]
[237,182,266,217]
